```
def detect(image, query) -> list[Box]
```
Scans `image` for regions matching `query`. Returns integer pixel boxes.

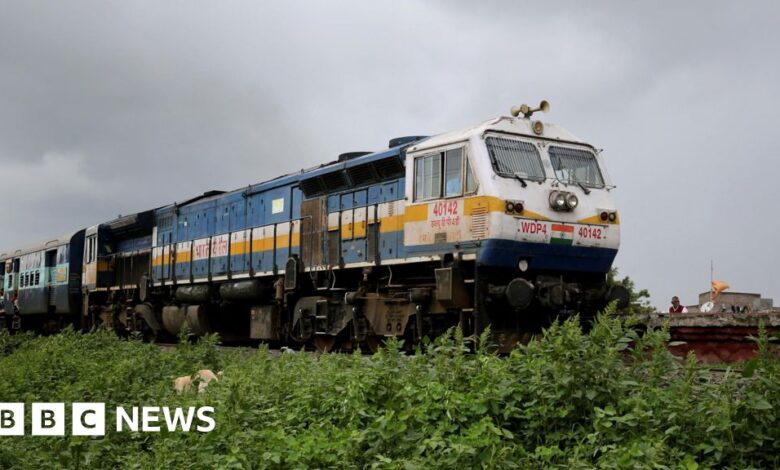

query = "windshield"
[548,146,604,188]
[485,136,545,181]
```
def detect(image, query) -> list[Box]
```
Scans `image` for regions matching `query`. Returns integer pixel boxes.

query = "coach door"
[45,249,57,308]
[84,233,97,288]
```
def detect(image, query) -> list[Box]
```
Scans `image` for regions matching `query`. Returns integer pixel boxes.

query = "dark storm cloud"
[1,1,778,308]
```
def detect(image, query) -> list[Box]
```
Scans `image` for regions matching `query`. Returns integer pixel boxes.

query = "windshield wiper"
[576,181,591,195]
[513,172,528,188]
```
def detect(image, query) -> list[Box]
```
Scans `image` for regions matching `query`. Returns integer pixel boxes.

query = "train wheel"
[313,336,336,353]
[142,327,158,343]
[134,304,162,343]
[364,335,383,354]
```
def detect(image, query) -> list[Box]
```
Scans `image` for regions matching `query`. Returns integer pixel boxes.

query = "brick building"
[696,291,774,313]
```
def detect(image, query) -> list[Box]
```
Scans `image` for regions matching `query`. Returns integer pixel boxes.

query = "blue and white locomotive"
[1,102,627,350]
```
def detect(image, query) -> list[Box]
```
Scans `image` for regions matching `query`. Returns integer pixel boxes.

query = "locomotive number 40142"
[578,226,604,240]
[432,200,458,217]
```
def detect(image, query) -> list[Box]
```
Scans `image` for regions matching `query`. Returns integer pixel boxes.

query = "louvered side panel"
[470,207,488,240]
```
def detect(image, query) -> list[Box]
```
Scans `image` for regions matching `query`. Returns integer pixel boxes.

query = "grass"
[1,307,779,469]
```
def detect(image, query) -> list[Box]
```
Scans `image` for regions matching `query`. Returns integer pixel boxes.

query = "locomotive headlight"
[518,259,529,272]
[549,191,567,211]
[608,212,617,222]
[532,120,544,135]
[505,201,515,212]
[565,193,579,210]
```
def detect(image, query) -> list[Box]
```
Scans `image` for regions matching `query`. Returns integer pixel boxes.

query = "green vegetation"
[1,309,779,469]
[608,267,655,314]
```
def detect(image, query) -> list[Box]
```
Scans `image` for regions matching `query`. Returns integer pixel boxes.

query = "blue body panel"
[151,149,410,282]
[176,257,190,280]
[477,238,617,273]
[405,237,616,273]
[379,230,403,260]
[116,236,152,254]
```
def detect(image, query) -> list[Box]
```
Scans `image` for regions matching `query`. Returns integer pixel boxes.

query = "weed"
[0,311,778,468]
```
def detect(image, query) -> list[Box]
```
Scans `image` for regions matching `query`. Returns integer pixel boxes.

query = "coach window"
[414,153,442,201]
[57,246,68,265]
[86,236,97,263]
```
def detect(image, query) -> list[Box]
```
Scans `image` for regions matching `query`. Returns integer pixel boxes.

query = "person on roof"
[669,296,688,314]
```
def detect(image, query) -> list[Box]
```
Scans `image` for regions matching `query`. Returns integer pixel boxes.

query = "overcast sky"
[1,1,778,309]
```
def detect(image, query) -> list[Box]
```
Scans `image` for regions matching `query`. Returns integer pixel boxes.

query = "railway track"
[8,308,777,364]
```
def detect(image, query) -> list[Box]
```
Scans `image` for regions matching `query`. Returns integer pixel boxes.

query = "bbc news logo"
[0,403,216,436]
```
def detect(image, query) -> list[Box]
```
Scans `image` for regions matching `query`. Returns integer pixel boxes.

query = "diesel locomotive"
[1,102,628,351]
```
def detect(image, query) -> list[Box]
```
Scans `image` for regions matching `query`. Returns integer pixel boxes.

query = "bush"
[0,311,778,469]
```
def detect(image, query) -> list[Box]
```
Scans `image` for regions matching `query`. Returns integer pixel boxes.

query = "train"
[0,102,628,351]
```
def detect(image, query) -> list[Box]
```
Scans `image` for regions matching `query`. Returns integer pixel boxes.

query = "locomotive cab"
[404,105,625,333]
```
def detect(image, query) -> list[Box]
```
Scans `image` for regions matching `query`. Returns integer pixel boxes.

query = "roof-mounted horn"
[511,100,550,118]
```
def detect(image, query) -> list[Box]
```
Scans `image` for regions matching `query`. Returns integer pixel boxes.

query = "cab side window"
[414,147,477,201]
[414,153,441,201]
[465,156,477,194]
[444,149,463,197]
